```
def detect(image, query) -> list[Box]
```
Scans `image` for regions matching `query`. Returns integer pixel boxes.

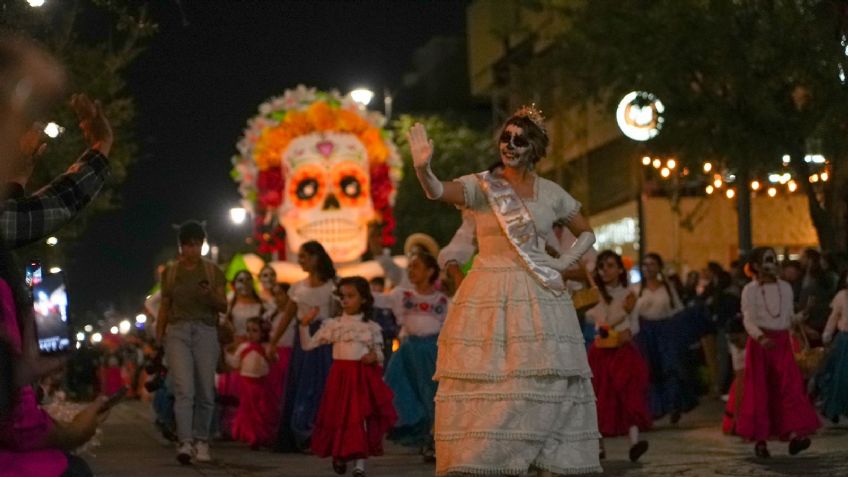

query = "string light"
[642,156,652,166]
[788,180,798,192]
[667,159,677,169]
[821,171,830,182]
[703,162,713,173]
[810,174,820,183]
[767,187,777,197]
[652,158,662,169]
[751,180,761,191]
[726,188,736,199]
[713,177,723,188]
[660,167,671,178]
[706,185,715,194]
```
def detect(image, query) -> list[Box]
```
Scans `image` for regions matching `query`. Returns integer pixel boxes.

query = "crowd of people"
[3,29,848,477]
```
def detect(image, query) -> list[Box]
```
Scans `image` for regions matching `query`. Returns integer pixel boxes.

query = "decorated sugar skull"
[280,132,375,262]
[232,85,402,264]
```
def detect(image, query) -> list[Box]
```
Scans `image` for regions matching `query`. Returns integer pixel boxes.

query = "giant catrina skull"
[279,132,375,263]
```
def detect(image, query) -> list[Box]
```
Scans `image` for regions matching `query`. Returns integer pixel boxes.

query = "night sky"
[70,1,470,317]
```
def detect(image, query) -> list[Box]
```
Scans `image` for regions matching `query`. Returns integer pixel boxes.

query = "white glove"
[415,164,444,200]
[551,231,595,272]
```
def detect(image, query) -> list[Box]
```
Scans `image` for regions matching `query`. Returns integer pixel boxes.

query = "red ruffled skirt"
[588,342,652,437]
[232,375,281,447]
[722,380,739,435]
[735,330,821,441]
[311,360,397,461]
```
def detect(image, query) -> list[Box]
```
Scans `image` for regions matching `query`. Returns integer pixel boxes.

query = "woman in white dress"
[408,106,601,476]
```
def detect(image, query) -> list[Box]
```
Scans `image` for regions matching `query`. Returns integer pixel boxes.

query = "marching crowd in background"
[4,30,848,477]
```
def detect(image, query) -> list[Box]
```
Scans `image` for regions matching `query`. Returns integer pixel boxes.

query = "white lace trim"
[436,429,601,443]
[438,463,602,477]
[435,367,593,381]
[439,333,586,346]
[435,390,596,404]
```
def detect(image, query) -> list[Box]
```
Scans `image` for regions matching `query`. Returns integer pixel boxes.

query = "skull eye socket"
[340,176,362,199]
[296,178,320,200]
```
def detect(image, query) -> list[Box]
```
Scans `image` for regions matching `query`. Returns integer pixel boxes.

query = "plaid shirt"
[1,149,110,248]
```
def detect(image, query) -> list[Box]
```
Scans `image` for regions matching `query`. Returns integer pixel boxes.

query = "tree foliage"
[526,0,848,252]
[1,0,156,258]
[390,114,494,249]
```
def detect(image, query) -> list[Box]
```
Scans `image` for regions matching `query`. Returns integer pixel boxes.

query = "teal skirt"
[385,334,439,446]
[820,332,848,419]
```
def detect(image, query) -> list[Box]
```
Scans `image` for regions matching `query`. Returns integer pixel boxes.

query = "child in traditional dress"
[299,276,397,477]
[820,272,848,423]
[382,253,449,461]
[737,247,820,458]
[586,251,651,462]
[226,317,280,449]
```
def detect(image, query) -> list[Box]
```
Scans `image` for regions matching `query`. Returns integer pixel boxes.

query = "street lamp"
[43,122,64,138]
[229,207,247,225]
[350,88,374,108]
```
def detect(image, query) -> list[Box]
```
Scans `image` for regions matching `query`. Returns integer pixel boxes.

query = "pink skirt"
[588,342,652,436]
[735,330,820,441]
[100,366,123,396]
[231,375,281,447]
[267,346,292,402]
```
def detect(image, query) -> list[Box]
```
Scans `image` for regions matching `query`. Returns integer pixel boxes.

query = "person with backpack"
[155,221,227,465]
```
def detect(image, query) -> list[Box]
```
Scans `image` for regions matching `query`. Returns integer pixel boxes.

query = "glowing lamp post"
[350,88,374,108]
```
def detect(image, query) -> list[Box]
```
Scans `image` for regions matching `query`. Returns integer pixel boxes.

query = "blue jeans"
[165,321,219,443]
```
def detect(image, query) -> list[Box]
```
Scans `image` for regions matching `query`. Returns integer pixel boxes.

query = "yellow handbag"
[793,324,827,378]
[571,267,601,313]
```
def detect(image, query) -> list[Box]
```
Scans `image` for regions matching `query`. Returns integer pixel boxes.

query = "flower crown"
[512,104,546,133]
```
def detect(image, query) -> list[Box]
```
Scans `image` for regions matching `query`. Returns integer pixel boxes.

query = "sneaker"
[176,441,193,465]
[194,440,212,463]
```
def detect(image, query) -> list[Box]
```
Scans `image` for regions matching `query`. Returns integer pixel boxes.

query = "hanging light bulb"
[767,187,777,197]
[641,156,652,166]
[821,171,830,182]
[751,180,761,191]
[660,167,671,178]
[652,158,662,169]
[726,188,736,199]
[788,181,798,192]
[706,185,715,195]
[703,162,713,173]
[667,159,677,170]
[713,177,723,188]
[810,174,820,183]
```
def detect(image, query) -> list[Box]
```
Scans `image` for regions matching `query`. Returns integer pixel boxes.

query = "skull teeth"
[298,219,360,243]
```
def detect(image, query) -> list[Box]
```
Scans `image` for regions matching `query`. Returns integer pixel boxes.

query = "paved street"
[87,399,848,476]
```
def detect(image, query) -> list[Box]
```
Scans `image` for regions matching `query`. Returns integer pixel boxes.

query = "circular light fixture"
[229,207,247,225]
[91,333,102,344]
[46,236,58,246]
[767,187,777,197]
[713,178,723,188]
[616,91,665,141]
[821,171,830,182]
[788,181,798,192]
[706,185,715,195]
[652,158,662,169]
[667,159,677,170]
[110,326,119,335]
[703,162,713,173]
[751,180,761,191]
[726,189,736,199]
[660,167,671,178]
[641,156,651,166]
[136,313,147,324]
[350,88,375,107]
[84,324,93,333]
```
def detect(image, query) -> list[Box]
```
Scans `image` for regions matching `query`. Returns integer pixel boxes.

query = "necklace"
[759,282,782,319]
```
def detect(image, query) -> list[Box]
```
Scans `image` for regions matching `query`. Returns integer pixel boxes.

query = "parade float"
[231,85,405,282]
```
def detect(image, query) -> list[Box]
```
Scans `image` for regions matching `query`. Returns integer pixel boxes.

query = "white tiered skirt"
[434,261,602,476]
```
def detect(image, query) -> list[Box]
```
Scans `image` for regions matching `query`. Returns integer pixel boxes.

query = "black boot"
[629,440,649,462]
[788,436,811,456]
[754,441,770,458]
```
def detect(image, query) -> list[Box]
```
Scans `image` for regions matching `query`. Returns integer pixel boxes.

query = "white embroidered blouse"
[299,313,385,364]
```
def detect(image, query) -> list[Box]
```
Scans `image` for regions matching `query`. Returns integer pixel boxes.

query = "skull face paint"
[279,132,375,263]
[499,124,532,168]
[259,265,277,292]
[760,249,779,277]
[233,272,254,296]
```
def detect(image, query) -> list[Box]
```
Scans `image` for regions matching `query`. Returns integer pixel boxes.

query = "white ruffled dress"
[434,174,601,476]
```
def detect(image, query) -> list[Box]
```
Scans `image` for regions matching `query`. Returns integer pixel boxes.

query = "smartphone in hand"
[98,385,129,414]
